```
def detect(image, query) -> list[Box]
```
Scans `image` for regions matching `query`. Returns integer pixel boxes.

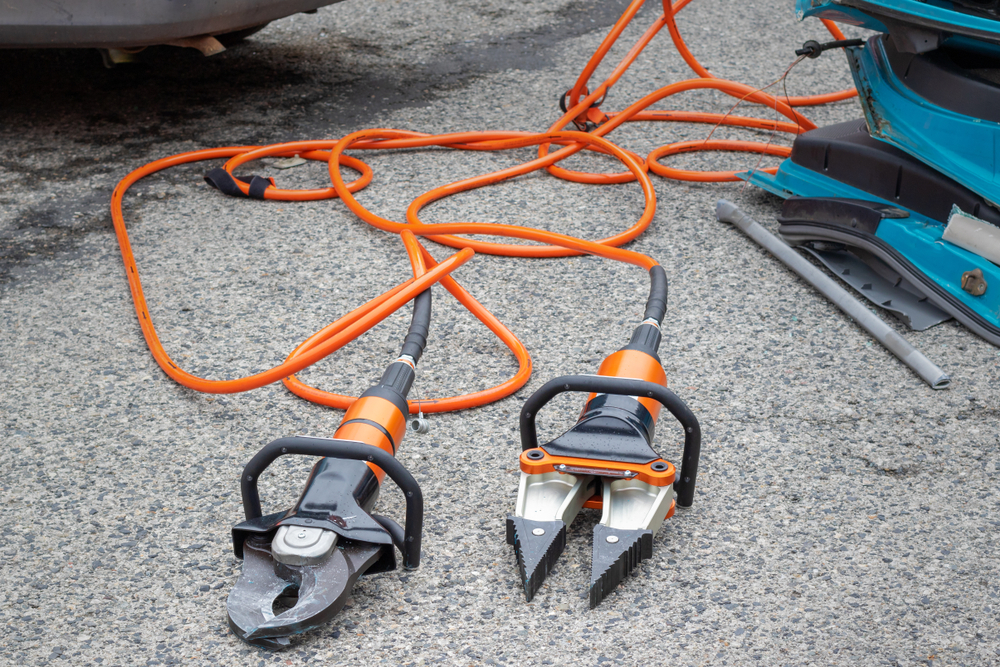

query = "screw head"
[296,530,307,539]
[606,535,619,544]
[532,528,545,536]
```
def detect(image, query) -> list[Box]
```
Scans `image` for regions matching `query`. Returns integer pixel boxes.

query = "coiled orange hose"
[111,0,855,413]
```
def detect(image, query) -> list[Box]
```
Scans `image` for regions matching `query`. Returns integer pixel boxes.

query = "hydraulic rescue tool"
[113,127,689,645]
[507,267,701,607]
[111,0,913,650]
[226,290,429,647]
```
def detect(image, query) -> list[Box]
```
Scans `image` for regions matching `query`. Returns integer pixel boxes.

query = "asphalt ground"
[1,1,999,666]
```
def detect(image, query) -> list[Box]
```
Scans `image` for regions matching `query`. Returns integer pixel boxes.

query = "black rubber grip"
[643,266,668,325]
[359,362,414,417]
[379,361,415,397]
[622,323,662,357]
[400,289,431,362]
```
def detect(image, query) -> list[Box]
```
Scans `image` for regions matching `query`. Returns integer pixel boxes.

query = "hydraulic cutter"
[226,289,432,648]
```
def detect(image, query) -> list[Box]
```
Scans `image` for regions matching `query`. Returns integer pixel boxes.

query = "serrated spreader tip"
[506,516,566,602]
[589,524,653,608]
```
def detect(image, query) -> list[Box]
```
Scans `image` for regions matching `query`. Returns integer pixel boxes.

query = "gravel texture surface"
[2,1,999,666]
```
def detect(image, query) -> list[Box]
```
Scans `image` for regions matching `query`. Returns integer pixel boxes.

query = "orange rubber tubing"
[540,0,855,184]
[112,0,859,415]
[111,130,659,412]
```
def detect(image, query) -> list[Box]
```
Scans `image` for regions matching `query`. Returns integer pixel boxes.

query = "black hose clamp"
[795,38,865,59]
[558,87,608,132]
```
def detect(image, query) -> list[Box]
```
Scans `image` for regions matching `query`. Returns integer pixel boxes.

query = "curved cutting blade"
[227,536,383,648]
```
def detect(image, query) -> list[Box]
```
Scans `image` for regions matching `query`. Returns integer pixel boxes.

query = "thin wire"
[703,56,808,146]
[739,55,809,194]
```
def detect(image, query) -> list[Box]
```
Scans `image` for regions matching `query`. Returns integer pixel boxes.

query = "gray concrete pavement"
[2,1,999,666]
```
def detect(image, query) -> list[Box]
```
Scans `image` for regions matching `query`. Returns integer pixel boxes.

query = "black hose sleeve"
[359,287,430,414]
[360,361,415,416]
[795,38,864,59]
[400,288,431,362]
[643,265,668,325]
[622,322,662,357]
[204,168,246,197]
[247,176,272,200]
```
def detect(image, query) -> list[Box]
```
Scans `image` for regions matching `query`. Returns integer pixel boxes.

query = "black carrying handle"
[240,436,423,569]
[519,375,702,508]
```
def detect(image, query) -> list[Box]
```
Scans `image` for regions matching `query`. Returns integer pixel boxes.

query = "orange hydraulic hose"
[541,0,856,184]
[111,0,858,415]
[661,1,855,106]
[613,110,802,134]
[542,76,816,185]
[113,163,473,394]
[281,240,535,413]
[566,0,658,111]
[648,140,792,182]
[111,130,657,410]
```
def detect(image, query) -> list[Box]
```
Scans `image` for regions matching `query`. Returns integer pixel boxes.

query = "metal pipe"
[716,199,950,390]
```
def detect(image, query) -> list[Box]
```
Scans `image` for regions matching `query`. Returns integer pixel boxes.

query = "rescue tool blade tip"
[589,525,653,608]
[227,537,383,648]
[506,516,567,602]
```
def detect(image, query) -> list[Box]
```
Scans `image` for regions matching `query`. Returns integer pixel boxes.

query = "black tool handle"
[519,375,701,507]
[240,436,423,569]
